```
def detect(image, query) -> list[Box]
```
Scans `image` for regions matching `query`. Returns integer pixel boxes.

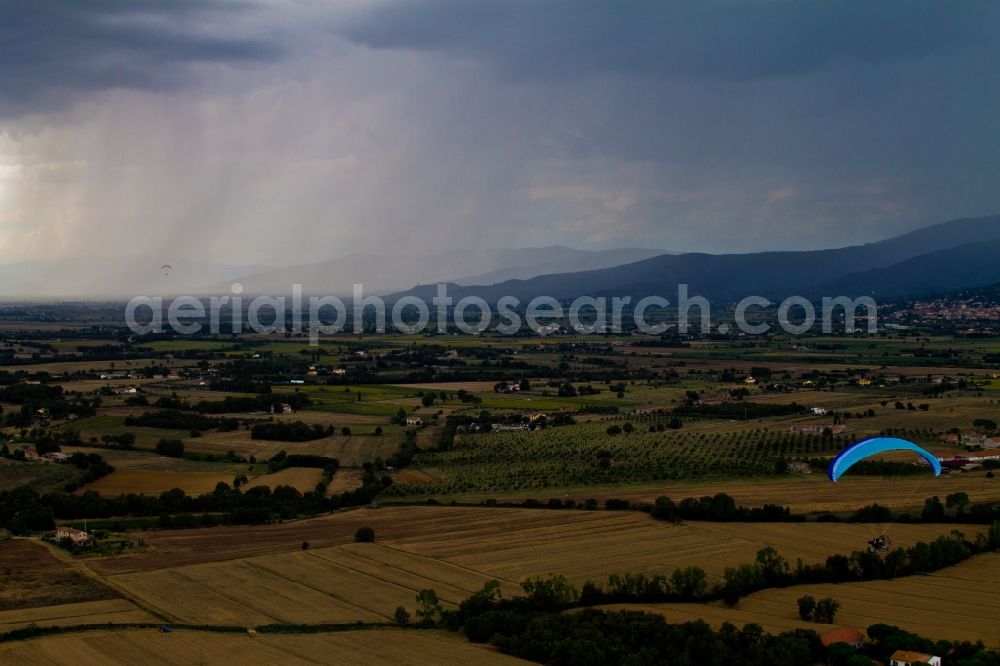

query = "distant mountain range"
[391,215,1000,303]
[202,246,666,296]
[2,215,998,301]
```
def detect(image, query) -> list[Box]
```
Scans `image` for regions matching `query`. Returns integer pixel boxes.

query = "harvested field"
[0,599,155,633]
[77,470,235,496]
[88,506,978,585]
[324,467,364,495]
[0,540,65,572]
[0,628,529,665]
[0,540,119,611]
[609,552,1000,647]
[75,466,321,496]
[60,448,253,474]
[110,543,520,625]
[244,467,323,492]
[185,430,400,465]
[388,513,980,586]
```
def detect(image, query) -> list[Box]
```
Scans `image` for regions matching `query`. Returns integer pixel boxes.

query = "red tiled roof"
[820,626,865,646]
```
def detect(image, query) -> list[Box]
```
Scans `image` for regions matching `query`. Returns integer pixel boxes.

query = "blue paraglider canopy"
[828,437,941,482]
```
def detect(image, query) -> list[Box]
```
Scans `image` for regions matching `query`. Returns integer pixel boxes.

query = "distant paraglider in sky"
[161,264,172,278]
[828,436,942,483]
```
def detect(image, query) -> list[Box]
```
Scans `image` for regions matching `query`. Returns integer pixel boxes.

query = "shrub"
[797,595,816,621]
[155,439,184,458]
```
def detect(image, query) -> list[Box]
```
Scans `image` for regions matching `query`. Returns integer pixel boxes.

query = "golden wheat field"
[388,511,982,586]
[246,467,324,492]
[0,628,530,665]
[89,507,982,581]
[608,552,1000,647]
[109,542,520,625]
[0,600,155,633]
[76,466,325,496]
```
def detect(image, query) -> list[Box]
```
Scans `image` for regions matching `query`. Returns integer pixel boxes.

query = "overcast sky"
[2,0,999,266]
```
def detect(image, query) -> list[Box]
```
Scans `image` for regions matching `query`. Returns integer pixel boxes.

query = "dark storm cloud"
[4,0,1000,270]
[0,0,280,116]
[342,0,1000,82]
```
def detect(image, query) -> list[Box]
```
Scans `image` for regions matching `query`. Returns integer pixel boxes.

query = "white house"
[55,526,91,546]
[811,407,829,416]
[405,416,423,426]
[890,650,941,666]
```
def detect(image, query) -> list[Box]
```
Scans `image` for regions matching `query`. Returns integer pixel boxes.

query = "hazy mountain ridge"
[202,246,666,296]
[2,216,998,301]
[390,215,1000,303]
[820,237,1000,300]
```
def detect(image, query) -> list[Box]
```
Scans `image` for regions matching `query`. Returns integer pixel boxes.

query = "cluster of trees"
[647,493,796,523]
[61,451,115,493]
[0,382,97,427]
[755,528,997,590]
[192,393,312,414]
[155,439,185,458]
[0,481,323,530]
[579,404,619,414]
[673,401,810,420]
[425,576,824,665]
[264,451,339,477]
[250,420,333,442]
[533,527,1000,612]
[796,595,840,623]
[622,491,1000,528]
[577,568,710,605]
[0,452,115,531]
[862,623,1000,666]
[847,494,1000,525]
[1,428,81,458]
[124,410,234,432]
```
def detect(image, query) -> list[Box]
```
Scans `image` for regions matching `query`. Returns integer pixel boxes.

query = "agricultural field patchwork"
[3,320,1000,658]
